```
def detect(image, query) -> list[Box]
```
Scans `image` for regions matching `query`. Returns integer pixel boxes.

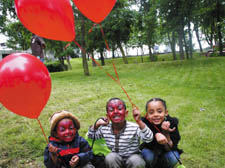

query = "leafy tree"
[0,0,16,33]
[158,0,186,59]
[4,21,31,50]
[102,0,135,64]
[199,0,225,55]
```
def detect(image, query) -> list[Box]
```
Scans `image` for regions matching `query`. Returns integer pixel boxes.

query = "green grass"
[0,54,225,167]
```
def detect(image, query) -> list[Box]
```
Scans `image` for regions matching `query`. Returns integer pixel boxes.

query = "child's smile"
[56,118,76,142]
[146,101,168,125]
[107,99,127,123]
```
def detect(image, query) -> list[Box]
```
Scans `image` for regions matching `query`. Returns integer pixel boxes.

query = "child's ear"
[165,110,169,116]
[106,113,109,119]
[125,110,129,117]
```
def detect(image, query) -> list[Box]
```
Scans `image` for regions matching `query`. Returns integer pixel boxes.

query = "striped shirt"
[88,121,153,157]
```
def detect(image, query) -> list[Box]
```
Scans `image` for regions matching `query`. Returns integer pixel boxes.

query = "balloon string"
[144,115,183,165]
[37,118,48,144]
[87,24,110,51]
[64,42,71,50]
[88,24,97,33]
[72,40,136,108]
[99,24,110,51]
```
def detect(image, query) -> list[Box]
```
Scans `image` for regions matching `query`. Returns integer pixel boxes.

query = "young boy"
[44,110,94,168]
[88,98,153,168]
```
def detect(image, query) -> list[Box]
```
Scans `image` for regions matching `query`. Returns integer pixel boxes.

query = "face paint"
[56,118,76,142]
[107,99,127,124]
[146,101,168,125]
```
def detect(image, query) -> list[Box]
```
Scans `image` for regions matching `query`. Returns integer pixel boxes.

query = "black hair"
[145,98,167,112]
[106,97,126,112]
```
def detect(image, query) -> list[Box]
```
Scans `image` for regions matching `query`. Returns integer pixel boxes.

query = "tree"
[158,0,186,59]
[200,0,225,55]
[4,21,31,50]
[103,0,135,64]
[0,0,16,33]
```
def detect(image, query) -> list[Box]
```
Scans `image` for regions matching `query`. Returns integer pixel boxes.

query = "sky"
[0,33,8,43]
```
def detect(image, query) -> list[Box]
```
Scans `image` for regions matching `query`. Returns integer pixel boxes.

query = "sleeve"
[169,117,181,150]
[44,145,58,168]
[87,126,104,140]
[137,124,153,143]
[77,137,93,166]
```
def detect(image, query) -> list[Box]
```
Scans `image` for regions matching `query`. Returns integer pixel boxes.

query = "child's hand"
[48,143,58,154]
[70,155,79,168]
[155,133,168,144]
[161,121,176,132]
[132,107,141,122]
[95,117,109,129]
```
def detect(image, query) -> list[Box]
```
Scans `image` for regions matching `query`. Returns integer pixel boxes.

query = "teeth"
[114,116,120,119]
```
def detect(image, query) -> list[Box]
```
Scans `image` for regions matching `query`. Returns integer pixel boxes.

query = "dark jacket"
[44,132,93,168]
[31,34,45,58]
[141,115,183,155]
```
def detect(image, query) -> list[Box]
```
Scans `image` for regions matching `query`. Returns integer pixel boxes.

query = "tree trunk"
[112,45,115,59]
[91,52,96,67]
[216,0,224,56]
[81,15,89,76]
[100,51,105,66]
[137,47,139,56]
[148,44,154,61]
[177,26,185,60]
[194,24,203,52]
[118,42,128,64]
[141,46,144,63]
[66,56,72,70]
[59,56,64,66]
[203,27,213,48]
[183,29,189,59]
[168,32,177,60]
[187,20,193,58]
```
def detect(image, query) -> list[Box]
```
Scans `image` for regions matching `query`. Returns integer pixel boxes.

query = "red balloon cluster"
[14,0,116,42]
[0,53,51,119]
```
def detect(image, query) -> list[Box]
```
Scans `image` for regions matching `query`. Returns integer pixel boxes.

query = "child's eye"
[118,105,123,110]
[59,128,65,132]
[157,109,163,113]
[148,111,154,114]
[108,107,113,112]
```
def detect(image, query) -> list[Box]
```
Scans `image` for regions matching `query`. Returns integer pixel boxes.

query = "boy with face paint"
[88,98,153,168]
[44,110,94,168]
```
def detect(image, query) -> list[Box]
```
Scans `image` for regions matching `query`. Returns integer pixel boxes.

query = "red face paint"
[107,99,127,124]
[56,118,76,142]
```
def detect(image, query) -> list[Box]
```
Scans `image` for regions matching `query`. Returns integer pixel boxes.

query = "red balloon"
[73,0,116,24]
[0,53,51,119]
[15,0,75,42]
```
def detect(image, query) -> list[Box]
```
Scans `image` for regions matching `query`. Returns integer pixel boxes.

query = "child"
[88,98,153,168]
[140,98,183,168]
[44,110,94,168]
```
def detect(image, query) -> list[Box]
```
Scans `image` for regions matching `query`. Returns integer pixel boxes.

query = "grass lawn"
[0,54,224,167]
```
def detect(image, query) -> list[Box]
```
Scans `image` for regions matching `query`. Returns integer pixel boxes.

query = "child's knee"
[126,154,146,168]
[141,148,155,164]
[164,151,180,166]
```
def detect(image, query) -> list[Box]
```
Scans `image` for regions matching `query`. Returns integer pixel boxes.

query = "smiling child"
[140,98,183,168]
[88,97,153,168]
[44,110,94,168]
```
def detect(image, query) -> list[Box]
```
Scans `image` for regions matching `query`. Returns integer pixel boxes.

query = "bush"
[45,61,68,72]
